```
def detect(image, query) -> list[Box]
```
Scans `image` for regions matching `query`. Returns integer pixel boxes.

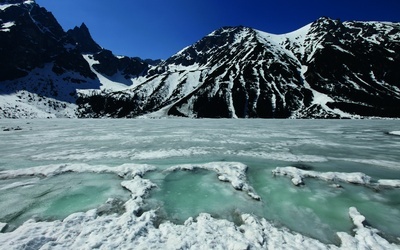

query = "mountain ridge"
[1,1,399,118]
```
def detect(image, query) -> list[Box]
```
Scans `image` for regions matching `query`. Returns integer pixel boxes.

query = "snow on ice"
[389,131,400,136]
[0,169,397,249]
[272,166,400,188]
[165,162,261,200]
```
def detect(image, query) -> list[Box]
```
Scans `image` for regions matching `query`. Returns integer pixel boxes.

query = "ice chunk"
[377,179,400,188]
[0,163,155,179]
[388,131,400,136]
[337,207,399,249]
[273,166,400,190]
[272,166,371,186]
[166,162,261,200]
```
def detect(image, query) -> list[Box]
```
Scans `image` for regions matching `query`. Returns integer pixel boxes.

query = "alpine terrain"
[1,0,399,118]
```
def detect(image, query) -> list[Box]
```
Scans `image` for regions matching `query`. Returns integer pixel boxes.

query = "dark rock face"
[0,2,61,80]
[66,23,102,54]
[0,1,95,81]
[91,50,149,79]
[302,18,400,117]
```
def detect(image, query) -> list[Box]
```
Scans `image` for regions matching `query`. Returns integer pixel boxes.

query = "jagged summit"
[67,23,102,54]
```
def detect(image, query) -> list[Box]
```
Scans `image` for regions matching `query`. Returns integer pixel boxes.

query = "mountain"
[1,1,399,119]
[0,0,151,118]
[78,18,400,118]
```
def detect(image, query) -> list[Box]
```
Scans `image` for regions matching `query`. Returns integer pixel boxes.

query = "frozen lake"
[0,119,399,249]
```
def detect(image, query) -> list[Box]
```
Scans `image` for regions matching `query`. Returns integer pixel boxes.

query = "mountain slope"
[77,19,400,118]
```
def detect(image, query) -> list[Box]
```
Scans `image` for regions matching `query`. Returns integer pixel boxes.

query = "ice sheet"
[1,119,399,248]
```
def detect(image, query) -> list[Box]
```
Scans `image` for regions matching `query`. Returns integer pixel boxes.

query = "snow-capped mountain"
[78,17,400,118]
[1,0,399,118]
[0,0,151,118]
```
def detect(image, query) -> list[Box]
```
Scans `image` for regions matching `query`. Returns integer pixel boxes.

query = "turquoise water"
[0,119,399,245]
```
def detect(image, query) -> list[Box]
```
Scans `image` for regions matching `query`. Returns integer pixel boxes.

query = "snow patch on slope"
[82,54,133,91]
[0,63,101,118]
[0,21,15,32]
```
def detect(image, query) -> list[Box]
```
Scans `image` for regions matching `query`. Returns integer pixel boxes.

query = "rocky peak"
[67,22,102,54]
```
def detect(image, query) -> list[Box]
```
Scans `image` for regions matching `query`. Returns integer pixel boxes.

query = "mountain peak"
[67,23,102,54]
[310,17,343,32]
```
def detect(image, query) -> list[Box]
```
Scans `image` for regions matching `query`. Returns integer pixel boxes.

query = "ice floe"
[389,131,400,136]
[337,207,399,249]
[377,179,400,188]
[0,163,155,179]
[272,166,371,186]
[165,162,261,200]
[272,166,400,188]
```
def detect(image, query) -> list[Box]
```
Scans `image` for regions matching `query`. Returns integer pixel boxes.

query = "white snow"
[378,179,400,188]
[336,207,399,250]
[166,162,261,200]
[272,166,371,186]
[273,166,400,189]
[0,190,397,249]
[0,21,15,32]
[82,54,134,91]
[0,94,57,118]
[0,4,15,11]
[300,66,353,118]
[0,62,103,118]
[256,23,312,56]
[0,163,155,179]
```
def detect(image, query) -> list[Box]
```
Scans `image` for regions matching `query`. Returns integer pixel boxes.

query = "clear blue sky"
[35,0,400,60]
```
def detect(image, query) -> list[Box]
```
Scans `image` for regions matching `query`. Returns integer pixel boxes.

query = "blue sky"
[35,0,400,60]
